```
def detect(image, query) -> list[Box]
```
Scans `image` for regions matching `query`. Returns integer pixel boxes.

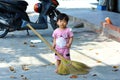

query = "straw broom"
[27,24,90,75]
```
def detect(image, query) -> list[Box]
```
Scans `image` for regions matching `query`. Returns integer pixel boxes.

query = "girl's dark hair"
[57,13,69,23]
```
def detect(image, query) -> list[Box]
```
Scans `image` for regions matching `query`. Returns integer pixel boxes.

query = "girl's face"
[57,19,68,29]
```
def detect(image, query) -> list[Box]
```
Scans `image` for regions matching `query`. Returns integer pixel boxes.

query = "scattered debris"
[9,66,16,73]
[92,74,97,76]
[21,75,24,77]
[70,75,78,78]
[23,41,27,44]
[10,75,17,79]
[22,65,30,71]
[95,53,99,55]
[96,60,102,63]
[112,69,119,72]
[113,66,119,69]
[30,40,42,44]
[91,7,96,10]
[41,63,55,67]
[21,75,28,80]
[30,44,36,47]
[89,48,93,51]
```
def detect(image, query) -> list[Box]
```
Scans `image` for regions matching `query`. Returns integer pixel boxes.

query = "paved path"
[58,8,120,27]
[0,0,120,80]
[0,28,120,80]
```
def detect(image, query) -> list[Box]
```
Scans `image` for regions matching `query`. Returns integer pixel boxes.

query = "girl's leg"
[63,48,70,60]
[55,60,61,73]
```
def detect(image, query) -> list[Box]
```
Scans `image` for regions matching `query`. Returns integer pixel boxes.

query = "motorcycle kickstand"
[26,29,30,36]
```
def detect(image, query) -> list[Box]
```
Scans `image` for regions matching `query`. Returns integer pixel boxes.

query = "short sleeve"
[52,29,57,38]
[52,31,55,38]
[68,28,73,37]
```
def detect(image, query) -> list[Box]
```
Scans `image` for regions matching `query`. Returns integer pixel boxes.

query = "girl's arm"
[52,38,56,49]
[66,37,73,48]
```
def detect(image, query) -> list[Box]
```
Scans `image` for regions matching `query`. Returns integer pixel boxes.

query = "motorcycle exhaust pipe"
[0,18,9,26]
[21,20,48,29]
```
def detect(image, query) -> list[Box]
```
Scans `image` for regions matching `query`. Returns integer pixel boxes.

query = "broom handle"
[27,24,64,60]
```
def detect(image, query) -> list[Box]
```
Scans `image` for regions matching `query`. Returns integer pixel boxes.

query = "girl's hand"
[66,37,73,48]
[52,38,56,49]
[52,44,56,49]
[66,43,71,48]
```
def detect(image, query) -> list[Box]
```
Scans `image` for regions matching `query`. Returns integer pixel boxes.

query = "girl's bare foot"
[55,69,58,73]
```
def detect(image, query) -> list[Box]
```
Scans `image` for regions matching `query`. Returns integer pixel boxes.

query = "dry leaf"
[23,42,27,44]
[96,60,102,63]
[92,74,97,76]
[22,65,29,71]
[89,48,93,51]
[9,66,14,71]
[10,75,17,79]
[112,69,119,72]
[30,44,36,47]
[21,75,28,80]
[95,53,99,55]
[21,75,24,77]
[70,75,78,78]
[113,66,119,69]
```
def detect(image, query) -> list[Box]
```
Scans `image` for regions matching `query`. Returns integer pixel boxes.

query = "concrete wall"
[118,0,120,12]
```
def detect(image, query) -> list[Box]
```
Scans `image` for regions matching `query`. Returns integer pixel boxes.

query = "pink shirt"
[52,27,73,49]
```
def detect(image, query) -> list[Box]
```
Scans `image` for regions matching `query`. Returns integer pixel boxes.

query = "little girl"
[52,13,73,73]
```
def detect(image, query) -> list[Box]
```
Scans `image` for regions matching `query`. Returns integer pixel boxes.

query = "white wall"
[25,0,39,12]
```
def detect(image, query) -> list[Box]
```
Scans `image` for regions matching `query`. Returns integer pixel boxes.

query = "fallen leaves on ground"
[22,65,30,71]
[112,69,119,72]
[23,42,27,44]
[10,75,17,79]
[92,74,97,76]
[30,44,36,47]
[89,48,93,51]
[21,75,29,80]
[96,60,102,63]
[95,53,99,55]
[113,66,119,69]
[70,75,78,78]
[112,65,119,72]
[9,66,16,73]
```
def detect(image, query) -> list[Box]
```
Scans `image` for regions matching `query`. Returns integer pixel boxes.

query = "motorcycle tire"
[0,28,9,38]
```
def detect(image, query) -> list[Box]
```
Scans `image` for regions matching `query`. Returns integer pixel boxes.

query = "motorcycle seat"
[0,0,28,11]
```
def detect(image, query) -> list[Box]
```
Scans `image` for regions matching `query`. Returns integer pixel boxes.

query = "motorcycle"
[0,0,60,38]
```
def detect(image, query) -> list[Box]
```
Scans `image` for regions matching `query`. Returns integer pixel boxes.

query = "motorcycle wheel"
[0,27,9,38]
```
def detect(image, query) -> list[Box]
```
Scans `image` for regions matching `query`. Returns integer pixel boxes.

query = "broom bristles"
[57,59,90,75]
[57,58,70,75]
[69,61,90,75]
[71,61,90,69]
[57,61,70,75]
